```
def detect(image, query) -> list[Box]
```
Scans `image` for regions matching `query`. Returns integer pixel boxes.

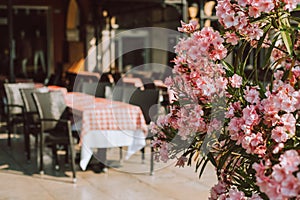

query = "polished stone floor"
[0,130,217,200]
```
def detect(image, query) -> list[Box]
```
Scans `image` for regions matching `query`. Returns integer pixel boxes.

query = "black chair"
[81,81,113,98]
[110,85,124,102]
[44,73,62,86]
[4,82,35,146]
[81,82,98,96]
[20,87,46,160]
[0,79,8,124]
[95,82,112,98]
[32,91,76,183]
[129,87,160,175]
[122,85,138,103]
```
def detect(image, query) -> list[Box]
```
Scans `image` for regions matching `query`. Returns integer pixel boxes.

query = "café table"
[47,85,68,95]
[65,92,148,171]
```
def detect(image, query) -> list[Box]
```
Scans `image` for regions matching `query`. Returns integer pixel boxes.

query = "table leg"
[95,148,107,172]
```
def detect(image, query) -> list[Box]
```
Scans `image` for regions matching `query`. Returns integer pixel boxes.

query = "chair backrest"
[110,85,124,102]
[32,91,67,130]
[129,88,160,124]
[122,86,138,103]
[20,87,48,113]
[109,85,137,102]
[4,82,35,114]
[44,73,61,86]
[81,82,98,96]
[96,82,112,98]
[82,82,113,98]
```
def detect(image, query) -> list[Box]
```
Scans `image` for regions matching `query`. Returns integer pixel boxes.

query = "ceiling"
[100,0,163,15]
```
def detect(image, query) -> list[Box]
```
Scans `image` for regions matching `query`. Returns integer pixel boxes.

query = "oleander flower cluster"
[151,0,300,199]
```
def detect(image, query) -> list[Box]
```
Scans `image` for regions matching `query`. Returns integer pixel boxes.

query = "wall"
[0,0,68,77]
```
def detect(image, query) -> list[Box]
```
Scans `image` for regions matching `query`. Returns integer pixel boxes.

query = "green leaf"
[290,16,300,25]
[281,30,293,55]
[282,68,291,81]
[262,34,280,70]
[217,144,236,170]
[195,156,206,172]
[258,82,267,98]
[198,157,209,179]
[271,17,279,29]
[222,60,235,77]
[252,23,272,83]
[235,41,248,75]
[207,152,217,168]
[279,14,293,56]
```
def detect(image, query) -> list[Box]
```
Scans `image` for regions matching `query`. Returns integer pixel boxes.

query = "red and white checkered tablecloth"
[65,92,95,109]
[47,85,68,96]
[65,92,148,137]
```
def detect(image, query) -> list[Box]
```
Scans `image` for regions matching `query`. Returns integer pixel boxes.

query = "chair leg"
[24,125,30,160]
[119,147,123,161]
[39,132,44,174]
[150,146,154,175]
[65,145,69,164]
[141,147,145,164]
[67,121,76,183]
[7,119,11,146]
[35,134,38,149]
[24,133,30,160]
[52,145,59,170]
[69,144,76,183]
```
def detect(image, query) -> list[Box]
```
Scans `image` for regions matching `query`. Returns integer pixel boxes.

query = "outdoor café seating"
[32,90,77,183]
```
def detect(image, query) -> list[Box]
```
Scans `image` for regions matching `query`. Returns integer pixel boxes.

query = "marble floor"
[0,131,217,200]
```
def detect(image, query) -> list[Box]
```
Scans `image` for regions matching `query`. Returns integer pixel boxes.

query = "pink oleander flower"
[280,113,296,136]
[253,150,300,199]
[175,156,187,167]
[209,180,227,200]
[229,74,243,88]
[244,86,260,105]
[224,32,239,45]
[225,105,235,118]
[228,117,243,135]
[293,91,300,110]
[283,0,300,11]
[271,164,287,182]
[249,194,263,200]
[242,132,266,155]
[227,188,246,200]
[248,6,261,18]
[251,0,275,14]
[154,0,300,198]
[274,70,284,80]
[223,14,239,29]
[279,150,300,173]
[281,174,300,197]
[242,105,260,127]
[244,24,264,41]
[276,88,297,113]
[164,76,174,87]
[253,162,266,177]
[149,121,161,136]
[237,0,250,7]
[207,119,223,134]
[159,142,169,162]
[177,20,198,33]
[272,142,284,154]
[271,126,289,143]
[156,114,170,127]
[293,66,300,78]
[262,95,282,117]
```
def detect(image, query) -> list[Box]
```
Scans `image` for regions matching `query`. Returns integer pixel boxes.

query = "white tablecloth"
[80,130,145,170]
